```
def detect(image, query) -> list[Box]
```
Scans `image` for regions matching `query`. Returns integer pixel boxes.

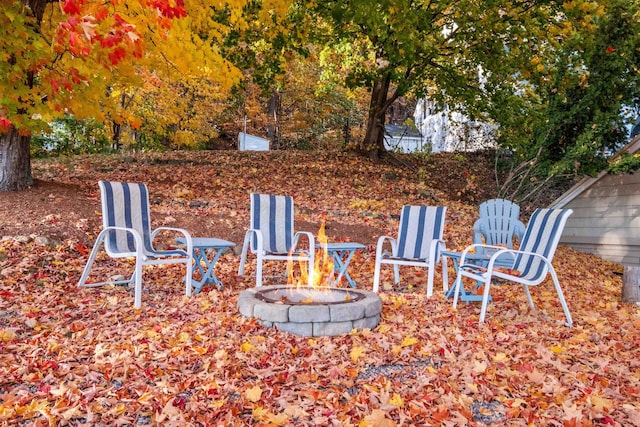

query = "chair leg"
[255,253,263,287]
[238,235,251,276]
[426,262,435,298]
[478,278,492,324]
[452,273,462,308]
[522,284,534,308]
[372,259,382,293]
[393,264,400,284]
[133,258,144,309]
[78,234,106,288]
[550,268,573,327]
[441,256,449,292]
[185,256,193,297]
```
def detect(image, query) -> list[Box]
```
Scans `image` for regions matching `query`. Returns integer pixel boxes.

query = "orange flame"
[287,213,335,288]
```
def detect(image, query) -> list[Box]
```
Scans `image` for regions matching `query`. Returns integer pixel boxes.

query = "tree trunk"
[0,126,33,191]
[1,0,45,192]
[622,265,640,303]
[361,74,392,159]
[266,88,280,148]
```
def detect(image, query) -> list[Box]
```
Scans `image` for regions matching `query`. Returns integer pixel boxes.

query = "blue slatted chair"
[373,205,447,297]
[238,193,315,287]
[78,181,194,308]
[473,199,525,253]
[452,208,573,326]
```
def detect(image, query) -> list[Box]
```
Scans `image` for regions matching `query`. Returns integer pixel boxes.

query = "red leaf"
[108,47,127,65]
[0,118,11,133]
[62,0,83,15]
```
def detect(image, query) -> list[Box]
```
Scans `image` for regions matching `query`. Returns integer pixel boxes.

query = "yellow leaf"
[401,336,417,347]
[389,393,404,407]
[492,352,509,362]
[466,382,479,393]
[361,409,395,427]
[590,395,613,412]
[245,385,262,402]
[549,345,564,354]
[0,328,16,342]
[178,332,189,342]
[241,342,253,352]
[268,412,289,425]
[350,345,365,362]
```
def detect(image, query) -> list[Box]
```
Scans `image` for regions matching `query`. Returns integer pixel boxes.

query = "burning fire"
[287,213,336,289]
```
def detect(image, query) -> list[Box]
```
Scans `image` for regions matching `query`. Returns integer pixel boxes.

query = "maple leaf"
[245,385,262,402]
[361,409,395,427]
[350,345,365,362]
[62,0,82,15]
[400,336,417,347]
[108,47,127,65]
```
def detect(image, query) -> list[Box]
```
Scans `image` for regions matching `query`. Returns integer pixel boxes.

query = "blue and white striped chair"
[238,194,315,287]
[452,208,573,326]
[78,181,193,308]
[373,205,447,297]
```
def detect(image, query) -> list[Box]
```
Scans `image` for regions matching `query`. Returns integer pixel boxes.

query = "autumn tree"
[0,0,252,191]
[496,0,640,203]
[295,0,558,159]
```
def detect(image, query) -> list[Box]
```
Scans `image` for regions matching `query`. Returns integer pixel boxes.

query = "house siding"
[559,172,640,265]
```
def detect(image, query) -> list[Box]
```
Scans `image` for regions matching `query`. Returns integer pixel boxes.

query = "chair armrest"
[376,235,398,258]
[459,243,506,265]
[514,220,526,244]
[292,231,315,253]
[430,238,446,260]
[150,227,193,255]
[100,225,145,258]
[242,228,263,254]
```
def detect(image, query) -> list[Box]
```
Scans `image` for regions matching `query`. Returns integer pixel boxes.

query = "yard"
[0,150,638,426]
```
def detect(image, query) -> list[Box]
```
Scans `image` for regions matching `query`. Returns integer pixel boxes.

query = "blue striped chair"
[373,205,447,297]
[452,208,573,326]
[238,194,315,287]
[77,181,194,308]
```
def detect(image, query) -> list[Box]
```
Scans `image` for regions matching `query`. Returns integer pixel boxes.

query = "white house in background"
[413,98,497,152]
[383,124,425,153]
[238,132,270,151]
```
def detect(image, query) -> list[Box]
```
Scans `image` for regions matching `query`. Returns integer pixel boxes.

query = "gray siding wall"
[561,172,640,265]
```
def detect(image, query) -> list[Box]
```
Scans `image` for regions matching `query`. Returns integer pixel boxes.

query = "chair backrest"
[396,205,447,260]
[250,193,295,254]
[513,208,573,281]
[474,198,524,248]
[99,181,154,256]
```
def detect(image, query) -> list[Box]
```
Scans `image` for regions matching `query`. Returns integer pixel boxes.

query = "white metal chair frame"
[238,194,315,287]
[373,205,447,297]
[452,208,573,326]
[78,181,194,308]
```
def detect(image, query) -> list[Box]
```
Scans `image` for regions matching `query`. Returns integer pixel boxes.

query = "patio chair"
[238,193,315,287]
[373,205,447,297]
[473,198,525,252]
[452,208,573,326]
[77,181,194,308]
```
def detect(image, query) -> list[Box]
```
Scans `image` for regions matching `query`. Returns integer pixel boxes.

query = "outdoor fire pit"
[238,285,382,336]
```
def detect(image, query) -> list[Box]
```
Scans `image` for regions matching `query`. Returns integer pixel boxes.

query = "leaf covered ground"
[0,150,638,426]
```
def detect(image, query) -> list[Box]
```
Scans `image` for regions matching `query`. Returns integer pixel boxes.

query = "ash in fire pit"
[255,287,365,305]
[238,285,382,337]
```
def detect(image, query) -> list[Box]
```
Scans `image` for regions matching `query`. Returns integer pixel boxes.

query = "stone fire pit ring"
[238,285,382,337]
